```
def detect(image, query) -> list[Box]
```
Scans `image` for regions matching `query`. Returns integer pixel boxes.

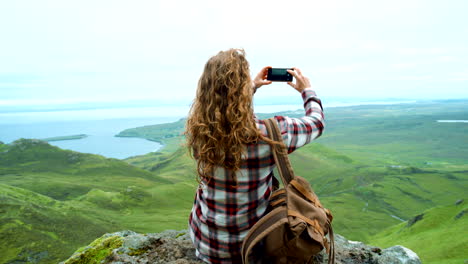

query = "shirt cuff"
[301,87,318,100]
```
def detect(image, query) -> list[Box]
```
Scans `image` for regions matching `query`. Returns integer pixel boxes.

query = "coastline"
[2,99,467,157]
[0,99,424,125]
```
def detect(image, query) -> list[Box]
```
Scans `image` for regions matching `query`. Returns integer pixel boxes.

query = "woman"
[186,49,325,263]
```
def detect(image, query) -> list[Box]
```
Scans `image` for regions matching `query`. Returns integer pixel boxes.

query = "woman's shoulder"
[255,116,288,136]
[255,117,267,136]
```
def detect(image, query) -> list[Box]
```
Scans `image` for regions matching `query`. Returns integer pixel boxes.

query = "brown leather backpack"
[241,118,335,264]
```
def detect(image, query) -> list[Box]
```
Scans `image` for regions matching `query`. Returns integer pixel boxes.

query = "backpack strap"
[328,224,335,264]
[264,118,295,186]
[265,118,336,264]
[241,207,288,264]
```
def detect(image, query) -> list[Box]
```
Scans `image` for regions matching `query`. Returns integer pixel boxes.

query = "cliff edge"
[61,230,421,264]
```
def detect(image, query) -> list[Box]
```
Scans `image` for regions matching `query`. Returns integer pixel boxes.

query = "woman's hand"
[252,66,273,91]
[287,67,311,93]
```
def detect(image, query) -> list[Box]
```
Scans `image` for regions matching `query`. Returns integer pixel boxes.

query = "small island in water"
[42,134,88,142]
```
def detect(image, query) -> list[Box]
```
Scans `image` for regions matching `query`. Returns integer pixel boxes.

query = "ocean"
[0,101,413,159]
[0,104,303,159]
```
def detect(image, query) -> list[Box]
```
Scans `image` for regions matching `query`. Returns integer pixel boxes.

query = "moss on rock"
[128,246,150,256]
[62,235,123,264]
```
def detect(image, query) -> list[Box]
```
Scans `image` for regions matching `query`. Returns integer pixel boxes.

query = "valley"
[0,100,467,263]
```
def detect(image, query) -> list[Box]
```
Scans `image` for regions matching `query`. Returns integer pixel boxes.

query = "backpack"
[241,118,335,264]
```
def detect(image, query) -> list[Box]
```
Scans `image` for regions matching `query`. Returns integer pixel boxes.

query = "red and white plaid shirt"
[189,88,325,263]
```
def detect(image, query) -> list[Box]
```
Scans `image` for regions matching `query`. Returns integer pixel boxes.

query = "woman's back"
[186,49,324,263]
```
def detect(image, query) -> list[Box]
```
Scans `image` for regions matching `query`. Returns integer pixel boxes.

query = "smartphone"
[267,68,294,82]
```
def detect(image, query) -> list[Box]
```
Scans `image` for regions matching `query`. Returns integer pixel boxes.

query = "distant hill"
[119,100,468,165]
[313,100,468,166]
[116,118,186,153]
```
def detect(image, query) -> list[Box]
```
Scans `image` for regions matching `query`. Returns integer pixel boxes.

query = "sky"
[0,0,467,109]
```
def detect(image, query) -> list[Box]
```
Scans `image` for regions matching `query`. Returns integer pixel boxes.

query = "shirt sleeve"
[274,88,325,153]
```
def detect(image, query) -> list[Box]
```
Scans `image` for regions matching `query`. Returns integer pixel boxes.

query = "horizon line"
[1,96,467,108]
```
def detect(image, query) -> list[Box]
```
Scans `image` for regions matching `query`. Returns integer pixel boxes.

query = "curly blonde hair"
[185,49,269,183]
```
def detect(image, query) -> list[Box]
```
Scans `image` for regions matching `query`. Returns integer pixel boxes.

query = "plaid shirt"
[189,88,325,263]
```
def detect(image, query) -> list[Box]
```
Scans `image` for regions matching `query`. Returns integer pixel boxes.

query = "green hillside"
[0,184,116,264]
[369,201,468,264]
[288,143,467,240]
[0,139,196,263]
[0,139,171,201]
[1,100,467,263]
[125,140,468,242]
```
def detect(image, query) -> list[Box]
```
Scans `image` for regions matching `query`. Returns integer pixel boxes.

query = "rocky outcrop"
[61,230,421,264]
[11,138,49,148]
[407,213,424,227]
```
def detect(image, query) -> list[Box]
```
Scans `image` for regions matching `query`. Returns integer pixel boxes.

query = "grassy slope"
[0,184,117,264]
[115,147,197,232]
[0,139,171,200]
[1,100,467,263]
[288,143,468,241]
[369,201,468,264]
[0,139,195,263]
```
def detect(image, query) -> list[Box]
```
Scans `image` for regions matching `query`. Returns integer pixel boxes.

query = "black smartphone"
[267,68,294,82]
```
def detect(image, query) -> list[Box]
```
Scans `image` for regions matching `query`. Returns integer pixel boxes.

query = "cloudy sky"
[0,0,467,108]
